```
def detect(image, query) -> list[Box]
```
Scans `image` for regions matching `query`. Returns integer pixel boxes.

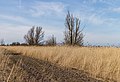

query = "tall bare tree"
[24,26,44,45]
[64,11,84,46]
[46,35,56,46]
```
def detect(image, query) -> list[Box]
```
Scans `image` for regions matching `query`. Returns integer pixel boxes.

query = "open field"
[0,47,104,82]
[1,46,120,82]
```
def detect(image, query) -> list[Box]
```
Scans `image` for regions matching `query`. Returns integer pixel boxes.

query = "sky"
[1,0,120,45]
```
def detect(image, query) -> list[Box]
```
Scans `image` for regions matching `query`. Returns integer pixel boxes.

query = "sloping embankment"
[0,48,115,82]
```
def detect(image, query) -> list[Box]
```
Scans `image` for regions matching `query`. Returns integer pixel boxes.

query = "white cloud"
[83,0,114,5]
[29,1,66,17]
[86,15,119,26]
[0,14,37,25]
[0,14,24,22]
[112,7,120,13]
[0,24,31,43]
[87,14,104,25]
[75,12,105,26]
[75,10,119,26]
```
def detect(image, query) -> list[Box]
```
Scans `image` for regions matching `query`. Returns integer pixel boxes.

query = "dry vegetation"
[0,47,104,82]
[2,46,120,82]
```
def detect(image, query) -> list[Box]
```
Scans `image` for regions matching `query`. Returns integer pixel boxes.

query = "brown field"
[1,46,120,82]
[0,47,104,82]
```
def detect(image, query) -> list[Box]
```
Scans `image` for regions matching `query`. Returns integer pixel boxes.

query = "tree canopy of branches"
[64,11,84,46]
[24,26,44,45]
[46,35,56,46]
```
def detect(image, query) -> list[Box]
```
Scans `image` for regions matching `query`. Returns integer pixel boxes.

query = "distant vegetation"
[64,11,84,46]
[24,26,44,45]
[45,35,56,46]
[0,11,84,46]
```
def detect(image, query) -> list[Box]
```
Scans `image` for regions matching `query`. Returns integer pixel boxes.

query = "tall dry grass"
[3,46,120,81]
[0,48,23,82]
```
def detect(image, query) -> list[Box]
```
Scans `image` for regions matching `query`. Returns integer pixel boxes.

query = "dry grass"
[0,47,103,82]
[3,46,120,81]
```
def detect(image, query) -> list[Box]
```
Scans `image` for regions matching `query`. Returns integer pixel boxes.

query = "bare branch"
[24,26,44,45]
[64,11,84,46]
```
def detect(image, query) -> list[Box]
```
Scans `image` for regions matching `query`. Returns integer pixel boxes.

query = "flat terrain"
[0,48,105,82]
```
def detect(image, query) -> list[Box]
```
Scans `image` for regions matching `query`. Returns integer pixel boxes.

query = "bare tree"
[46,35,56,46]
[64,11,84,46]
[34,27,44,45]
[0,39,5,46]
[24,27,34,45]
[24,26,44,45]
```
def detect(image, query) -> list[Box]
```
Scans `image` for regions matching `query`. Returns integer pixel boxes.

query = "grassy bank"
[3,46,120,81]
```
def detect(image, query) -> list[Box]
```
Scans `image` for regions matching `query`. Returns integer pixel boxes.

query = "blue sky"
[1,0,120,45]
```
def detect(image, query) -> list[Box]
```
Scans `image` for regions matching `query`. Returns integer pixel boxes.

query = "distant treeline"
[0,11,84,46]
